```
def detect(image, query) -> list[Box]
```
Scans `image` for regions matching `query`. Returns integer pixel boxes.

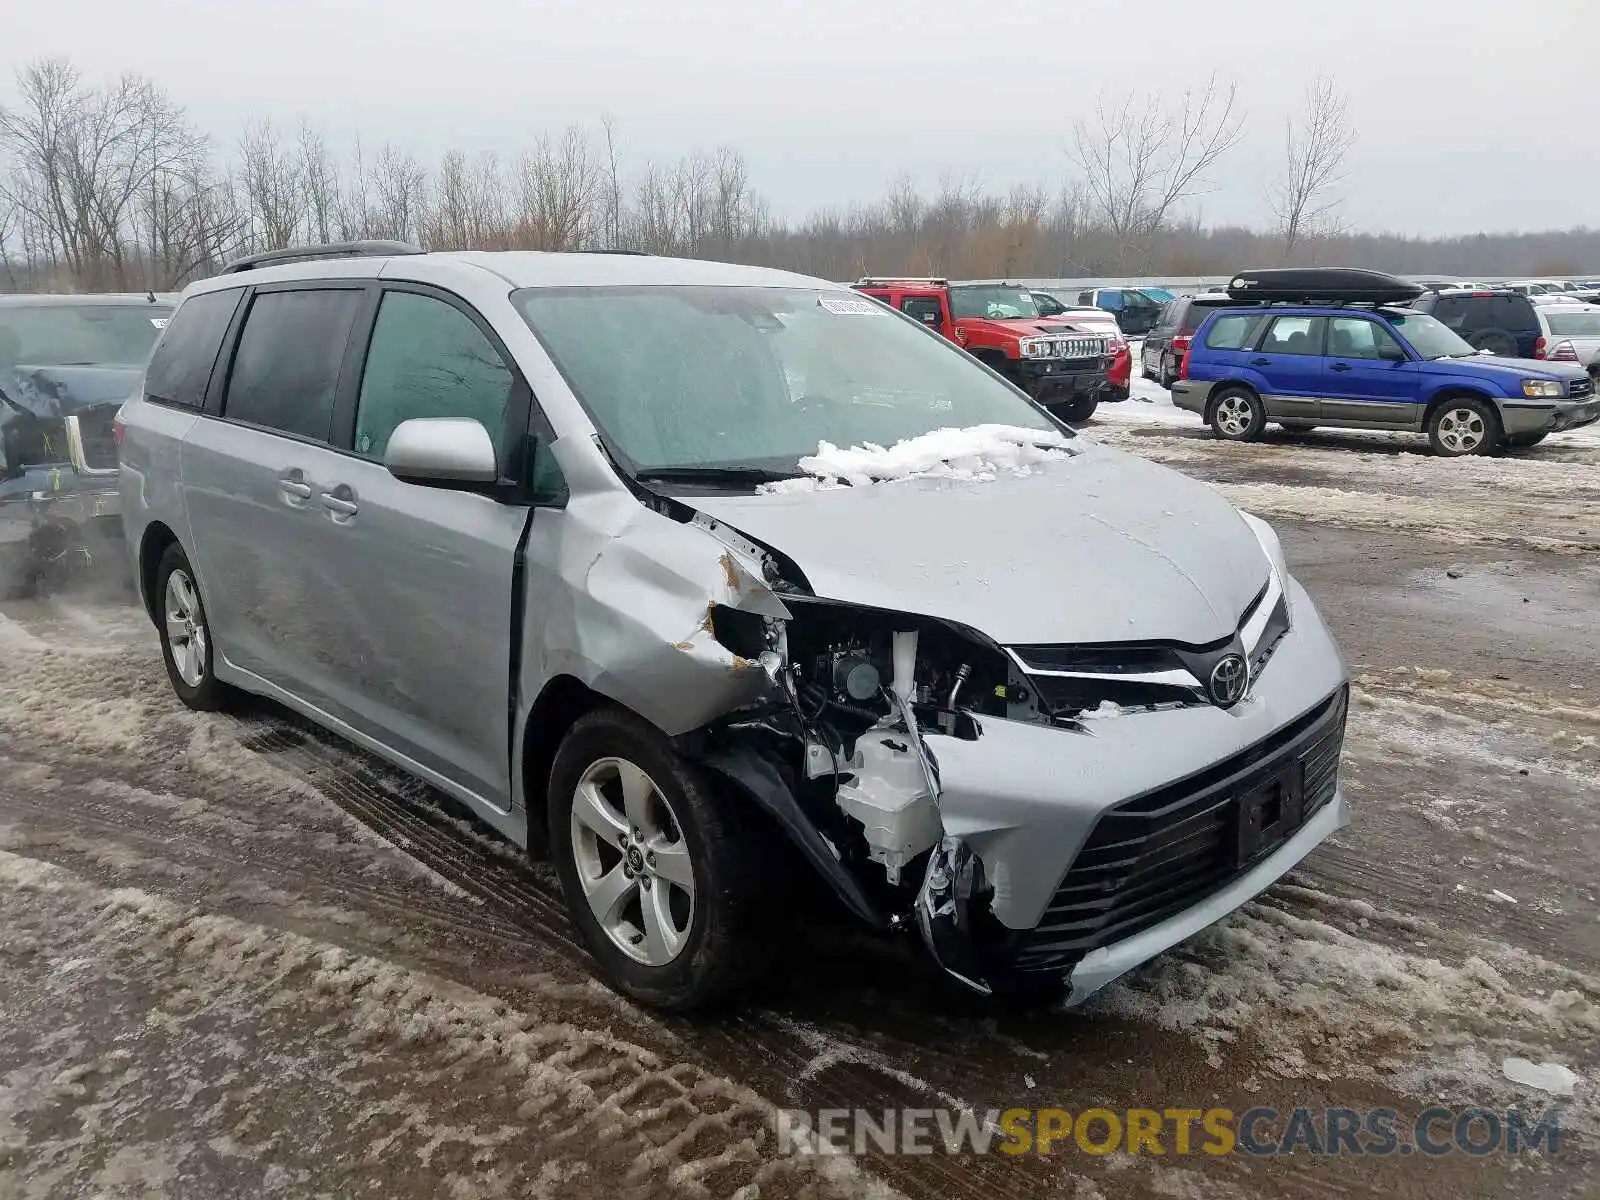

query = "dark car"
[1408,289,1543,358]
[0,293,175,595]
[1075,287,1168,335]
[1141,295,1235,388]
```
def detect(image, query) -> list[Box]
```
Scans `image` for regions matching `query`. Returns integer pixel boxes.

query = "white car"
[1536,302,1600,378]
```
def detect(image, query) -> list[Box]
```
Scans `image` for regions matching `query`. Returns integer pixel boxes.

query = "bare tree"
[298,122,341,245]
[600,114,623,249]
[238,119,305,250]
[367,143,428,244]
[515,126,604,251]
[1268,74,1355,260]
[0,58,201,288]
[1071,74,1245,271]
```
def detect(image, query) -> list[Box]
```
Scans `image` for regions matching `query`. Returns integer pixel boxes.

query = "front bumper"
[1499,396,1600,436]
[915,576,1348,999]
[1019,358,1111,399]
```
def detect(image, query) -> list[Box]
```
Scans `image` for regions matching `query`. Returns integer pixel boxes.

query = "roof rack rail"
[855,275,950,288]
[222,240,424,275]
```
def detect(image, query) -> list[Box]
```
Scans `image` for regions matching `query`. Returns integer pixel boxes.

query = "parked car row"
[112,240,1352,1012]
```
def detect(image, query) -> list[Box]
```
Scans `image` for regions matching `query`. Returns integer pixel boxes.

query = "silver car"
[121,243,1350,1011]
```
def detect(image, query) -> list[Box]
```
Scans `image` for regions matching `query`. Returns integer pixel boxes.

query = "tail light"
[1533,336,1547,359]
[1179,349,1191,380]
[1548,340,1580,362]
[1172,335,1192,355]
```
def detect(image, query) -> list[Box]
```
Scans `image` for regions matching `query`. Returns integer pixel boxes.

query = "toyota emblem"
[1209,653,1250,708]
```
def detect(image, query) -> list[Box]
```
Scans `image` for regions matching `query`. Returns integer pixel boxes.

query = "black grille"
[1009,688,1347,974]
[1571,376,1595,400]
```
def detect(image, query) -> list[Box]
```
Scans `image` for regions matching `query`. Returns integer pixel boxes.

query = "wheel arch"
[1422,387,1501,431]
[137,521,180,625]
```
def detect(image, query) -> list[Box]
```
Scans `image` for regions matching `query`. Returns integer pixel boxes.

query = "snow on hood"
[764,424,1072,491]
[691,442,1270,646]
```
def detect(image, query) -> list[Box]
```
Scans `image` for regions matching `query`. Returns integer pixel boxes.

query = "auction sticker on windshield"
[817,295,885,316]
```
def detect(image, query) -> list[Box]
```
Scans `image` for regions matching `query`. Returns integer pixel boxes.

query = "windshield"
[1139,287,1176,302]
[949,286,1039,320]
[1547,311,1600,336]
[515,286,1062,474]
[0,303,171,368]
[1384,311,1476,359]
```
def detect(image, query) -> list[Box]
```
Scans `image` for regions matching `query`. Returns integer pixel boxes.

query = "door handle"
[1250,357,1271,366]
[276,470,313,505]
[1330,363,1352,372]
[320,487,359,518]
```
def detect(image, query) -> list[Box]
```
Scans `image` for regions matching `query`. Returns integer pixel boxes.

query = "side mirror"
[1378,345,1408,363]
[384,417,498,487]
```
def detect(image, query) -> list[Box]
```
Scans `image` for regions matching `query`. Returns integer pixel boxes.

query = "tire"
[1427,396,1502,457]
[1505,430,1549,449]
[1468,329,1517,357]
[155,542,235,711]
[1158,353,1177,389]
[1208,387,1267,442]
[1053,394,1099,423]
[1140,349,1156,382]
[549,704,772,1011]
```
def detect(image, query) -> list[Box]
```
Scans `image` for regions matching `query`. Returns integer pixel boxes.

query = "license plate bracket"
[1234,763,1306,867]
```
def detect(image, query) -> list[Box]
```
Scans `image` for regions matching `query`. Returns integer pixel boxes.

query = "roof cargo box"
[1224,268,1424,306]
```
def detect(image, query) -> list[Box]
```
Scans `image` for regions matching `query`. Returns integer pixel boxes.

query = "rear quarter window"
[144,288,244,409]
[1202,313,1267,351]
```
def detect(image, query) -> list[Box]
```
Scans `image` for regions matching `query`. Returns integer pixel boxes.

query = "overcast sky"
[8,0,1598,237]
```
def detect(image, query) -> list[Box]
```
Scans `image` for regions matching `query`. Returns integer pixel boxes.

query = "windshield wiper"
[634,464,801,486]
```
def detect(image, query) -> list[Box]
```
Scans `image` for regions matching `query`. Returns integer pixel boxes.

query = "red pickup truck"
[852,278,1117,422]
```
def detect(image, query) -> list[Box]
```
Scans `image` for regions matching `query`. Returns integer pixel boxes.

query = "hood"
[966,317,1092,338]
[686,446,1269,646]
[1426,355,1588,383]
[0,363,143,424]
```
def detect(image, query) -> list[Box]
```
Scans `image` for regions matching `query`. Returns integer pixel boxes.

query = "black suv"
[1409,289,1542,358]
[1140,295,1234,388]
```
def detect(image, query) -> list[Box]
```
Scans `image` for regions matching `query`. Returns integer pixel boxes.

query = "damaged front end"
[685,570,1023,994]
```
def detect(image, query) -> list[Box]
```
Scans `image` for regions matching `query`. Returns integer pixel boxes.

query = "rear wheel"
[155,542,236,711]
[1158,353,1178,389]
[549,705,773,1011]
[1428,397,1502,456]
[1209,387,1267,442]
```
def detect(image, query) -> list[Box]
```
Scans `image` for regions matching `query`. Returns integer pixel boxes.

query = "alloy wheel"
[1437,407,1487,453]
[1215,394,1254,437]
[569,756,696,966]
[164,569,208,688]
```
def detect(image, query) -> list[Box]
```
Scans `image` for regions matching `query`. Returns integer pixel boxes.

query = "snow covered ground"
[1,367,1598,1197]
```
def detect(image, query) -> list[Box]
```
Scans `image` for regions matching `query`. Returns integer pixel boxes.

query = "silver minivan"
[121,243,1349,1011]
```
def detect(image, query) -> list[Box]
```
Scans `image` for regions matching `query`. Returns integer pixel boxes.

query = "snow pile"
[1502,1058,1581,1097]
[765,424,1071,491]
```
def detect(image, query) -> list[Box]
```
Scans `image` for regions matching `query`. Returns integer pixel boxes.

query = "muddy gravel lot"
[1,391,1596,1199]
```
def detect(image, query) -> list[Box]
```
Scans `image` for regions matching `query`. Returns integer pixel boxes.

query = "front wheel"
[549,705,772,1011]
[1209,387,1267,442]
[1428,398,1502,457]
[1052,394,1099,423]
